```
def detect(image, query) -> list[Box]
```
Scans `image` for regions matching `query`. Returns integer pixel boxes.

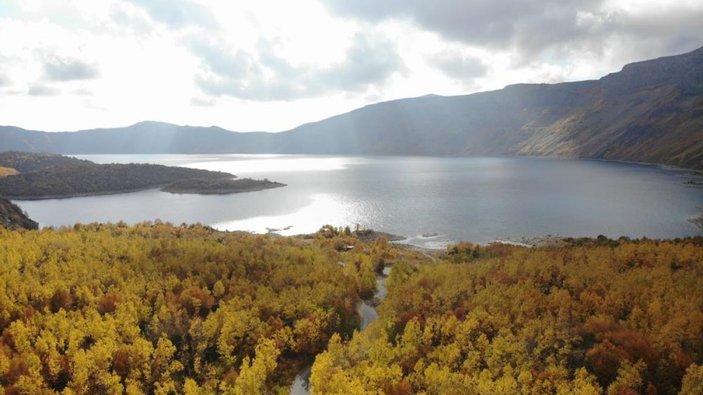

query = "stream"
[289,266,391,394]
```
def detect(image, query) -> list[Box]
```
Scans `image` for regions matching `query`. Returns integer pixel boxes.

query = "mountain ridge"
[2,46,702,168]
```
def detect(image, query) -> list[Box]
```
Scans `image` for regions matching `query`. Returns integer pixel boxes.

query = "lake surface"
[14,155,703,248]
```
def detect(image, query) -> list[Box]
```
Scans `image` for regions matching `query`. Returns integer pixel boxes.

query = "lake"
[14,155,703,248]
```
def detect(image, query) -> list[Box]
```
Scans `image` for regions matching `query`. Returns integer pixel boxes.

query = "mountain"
[0,122,276,154]
[1,46,702,168]
[278,46,703,168]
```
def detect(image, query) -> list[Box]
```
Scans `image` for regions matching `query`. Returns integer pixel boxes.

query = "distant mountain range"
[2,46,702,169]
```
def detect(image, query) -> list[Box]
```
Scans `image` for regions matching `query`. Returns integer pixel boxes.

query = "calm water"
[14,155,703,248]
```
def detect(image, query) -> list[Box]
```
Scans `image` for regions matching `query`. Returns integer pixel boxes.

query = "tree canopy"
[0,223,701,394]
[311,238,703,394]
[0,223,400,393]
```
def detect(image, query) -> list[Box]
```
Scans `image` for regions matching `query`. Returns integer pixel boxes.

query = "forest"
[311,238,703,394]
[0,152,91,174]
[0,224,701,394]
[0,162,233,199]
[0,222,402,393]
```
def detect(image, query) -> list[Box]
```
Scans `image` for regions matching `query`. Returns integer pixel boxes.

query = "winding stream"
[289,266,392,394]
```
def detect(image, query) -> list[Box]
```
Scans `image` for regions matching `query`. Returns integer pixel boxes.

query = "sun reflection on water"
[212,193,353,235]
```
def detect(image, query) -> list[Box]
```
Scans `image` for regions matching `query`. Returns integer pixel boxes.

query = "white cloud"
[28,84,60,96]
[124,0,217,29]
[43,57,99,81]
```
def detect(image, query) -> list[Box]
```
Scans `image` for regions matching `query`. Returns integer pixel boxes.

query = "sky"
[0,0,702,132]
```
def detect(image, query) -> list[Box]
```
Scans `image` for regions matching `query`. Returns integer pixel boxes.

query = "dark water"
[14,155,703,248]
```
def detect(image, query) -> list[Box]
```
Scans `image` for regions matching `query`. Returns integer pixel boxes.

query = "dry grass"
[0,167,18,178]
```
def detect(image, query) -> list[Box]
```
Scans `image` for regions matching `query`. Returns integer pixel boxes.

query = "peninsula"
[0,152,285,199]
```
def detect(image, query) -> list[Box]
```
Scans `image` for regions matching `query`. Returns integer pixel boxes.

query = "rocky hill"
[0,196,38,230]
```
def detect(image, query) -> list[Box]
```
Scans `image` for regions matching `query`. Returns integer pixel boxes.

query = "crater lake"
[14,155,703,248]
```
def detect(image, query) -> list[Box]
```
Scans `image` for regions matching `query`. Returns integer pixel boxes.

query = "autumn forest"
[0,223,701,394]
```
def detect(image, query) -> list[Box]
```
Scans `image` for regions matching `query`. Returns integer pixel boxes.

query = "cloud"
[190,97,215,107]
[326,33,405,90]
[319,0,703,65]
[185,37,255,79]
[44,58,99,81]
[590,6,703,61]
[189,32,404,101]
[428,51,487,80]
[72,88,93,96]
[321,0,601,47]
[125,0,217,29]
[28,84,60,96]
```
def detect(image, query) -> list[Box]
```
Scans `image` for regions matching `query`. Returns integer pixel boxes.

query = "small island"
[161,177,285,194]
[0,151,285,199]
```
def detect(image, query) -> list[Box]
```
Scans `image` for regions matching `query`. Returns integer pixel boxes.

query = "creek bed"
[289,266,391,394]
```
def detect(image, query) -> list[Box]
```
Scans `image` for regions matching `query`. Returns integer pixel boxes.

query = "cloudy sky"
[1,0,702,132]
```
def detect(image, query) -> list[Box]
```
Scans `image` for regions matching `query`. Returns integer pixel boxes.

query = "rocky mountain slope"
[0,197,38,230]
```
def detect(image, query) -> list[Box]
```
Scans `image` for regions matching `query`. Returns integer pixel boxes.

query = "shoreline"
[6,185,170,201]
[22,152,703,173]
[17,217,702,250]
[62,152,703,172]
[7,181,287,201]
[163,182,286,195]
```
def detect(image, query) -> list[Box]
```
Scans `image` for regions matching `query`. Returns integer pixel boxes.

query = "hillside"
[1,47,702,168]
[278,46,703,168]
[0,153,284,199]
[0,151,90,173]
[0,196,38,229]
[0,167,19,178]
